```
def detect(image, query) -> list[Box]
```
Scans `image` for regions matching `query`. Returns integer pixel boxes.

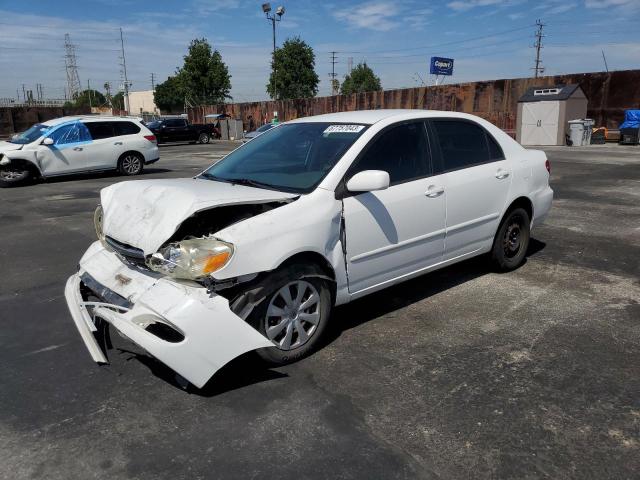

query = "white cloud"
[585,0,640,9]
[447,0,502,12]
[333,2,401,32]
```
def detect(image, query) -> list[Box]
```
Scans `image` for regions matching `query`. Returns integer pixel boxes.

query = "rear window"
[113,121,141,136]
[165,118,186,127]
[85,122,114,140]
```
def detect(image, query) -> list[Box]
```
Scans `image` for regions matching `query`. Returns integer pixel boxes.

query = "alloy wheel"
[264,280,321,351]
[121,155,141,174]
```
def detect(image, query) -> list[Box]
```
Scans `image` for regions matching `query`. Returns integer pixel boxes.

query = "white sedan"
[0,116,159,187]
[65,109,553,388]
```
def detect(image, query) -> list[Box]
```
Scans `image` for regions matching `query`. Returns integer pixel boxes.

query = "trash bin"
[568,119,594,146]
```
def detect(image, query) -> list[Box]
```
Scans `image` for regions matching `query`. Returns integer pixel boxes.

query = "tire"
[0,164,33,187]
[246,267,332,366]
[118,152,144,176]
[491,207,531,271]
[198,133,210,144]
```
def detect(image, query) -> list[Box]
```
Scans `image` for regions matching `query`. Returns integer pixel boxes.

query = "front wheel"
[247,272,332,366]
[0,165,32,187]
[118,153,144,176]
[198,133,210,144]
[491,207,531,271]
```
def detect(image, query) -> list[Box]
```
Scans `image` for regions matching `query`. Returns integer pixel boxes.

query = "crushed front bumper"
[65,241,273,388]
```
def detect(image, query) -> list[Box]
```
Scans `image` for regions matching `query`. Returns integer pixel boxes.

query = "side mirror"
[42,137,54,146]
[346,170,390,193]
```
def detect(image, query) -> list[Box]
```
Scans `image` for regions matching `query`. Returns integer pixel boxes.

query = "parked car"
[65,109,553,388]
[242,123,276,142]
[0,116,158,187]
[146,118,220,144]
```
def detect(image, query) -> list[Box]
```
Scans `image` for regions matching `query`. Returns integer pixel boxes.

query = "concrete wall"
[189,69,640,134]
[0,106,91,137]
[128,90,159,115]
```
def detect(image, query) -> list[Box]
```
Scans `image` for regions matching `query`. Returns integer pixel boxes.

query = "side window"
[350,122,430,185]
[85,122,115,140]
[487,133,505,160]
[165,119,186,127]
[113,121,141,136]
[48,122,90,146]
[432,120,492,172]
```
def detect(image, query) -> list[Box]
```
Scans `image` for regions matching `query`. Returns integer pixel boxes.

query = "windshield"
[146,121,162,129]
[10,123,50,144]
[202,122,368,193]
[256,124,274,133]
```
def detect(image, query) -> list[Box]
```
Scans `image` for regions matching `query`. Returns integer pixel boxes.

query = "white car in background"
[242,123,276,142]
[0,116,159,187]
[65,109,553,388]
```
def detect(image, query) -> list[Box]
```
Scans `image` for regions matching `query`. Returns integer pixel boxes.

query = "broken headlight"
[146,237,234,280]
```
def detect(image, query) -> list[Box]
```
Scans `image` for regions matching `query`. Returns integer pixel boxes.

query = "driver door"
[342,121,446,295]
[37,122,90,175]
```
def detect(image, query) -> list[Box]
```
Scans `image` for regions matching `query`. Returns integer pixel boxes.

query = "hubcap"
[200,134,209,143]
[503,220,522,258]
[122,156,141,174]
[264,280,321,351]
[0,168,26,180]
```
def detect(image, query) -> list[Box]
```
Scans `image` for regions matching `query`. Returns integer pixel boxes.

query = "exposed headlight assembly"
[94,205,105,242]
[146,237,234,280]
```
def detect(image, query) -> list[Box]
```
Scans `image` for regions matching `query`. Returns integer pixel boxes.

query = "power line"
[533,19,545,79]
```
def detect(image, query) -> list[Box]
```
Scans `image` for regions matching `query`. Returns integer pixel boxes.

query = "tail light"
[144,135,157,143]
[545,159,551,174]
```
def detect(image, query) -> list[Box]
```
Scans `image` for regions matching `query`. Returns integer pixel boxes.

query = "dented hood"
[0,141,23,154]
[101,178,297,254]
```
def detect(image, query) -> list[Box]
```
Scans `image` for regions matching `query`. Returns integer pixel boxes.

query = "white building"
[127,90,159,115]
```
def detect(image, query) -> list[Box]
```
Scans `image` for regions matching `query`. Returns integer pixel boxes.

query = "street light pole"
[262,3,285,101]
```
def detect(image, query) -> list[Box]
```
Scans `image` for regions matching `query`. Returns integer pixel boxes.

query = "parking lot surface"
[1,142,638,479]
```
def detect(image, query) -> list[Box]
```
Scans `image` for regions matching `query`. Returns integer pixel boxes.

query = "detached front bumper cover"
[65,242,273,388]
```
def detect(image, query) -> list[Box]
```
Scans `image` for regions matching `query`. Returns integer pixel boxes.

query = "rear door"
[428,119,511,260]
[342,121,446,295]
[164,118,189,141]
[84,121,117,170]
[38,122,90,175]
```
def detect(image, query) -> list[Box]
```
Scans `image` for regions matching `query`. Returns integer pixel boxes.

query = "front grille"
[105,236,148,268]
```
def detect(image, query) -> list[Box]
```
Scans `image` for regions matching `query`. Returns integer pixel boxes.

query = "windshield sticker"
[323,125,365,134]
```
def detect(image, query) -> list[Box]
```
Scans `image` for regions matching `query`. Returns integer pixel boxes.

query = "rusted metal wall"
[0,106,91,136]
[189,69,640,133]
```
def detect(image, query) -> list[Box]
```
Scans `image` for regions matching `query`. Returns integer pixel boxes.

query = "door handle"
[73,147,83,151]
[425,185,445,197]
[114,141,123,145]
[495,170,510,179]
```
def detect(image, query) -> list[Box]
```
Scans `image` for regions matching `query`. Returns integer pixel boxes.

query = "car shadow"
[31,168,172,185]
[119,238,546,396]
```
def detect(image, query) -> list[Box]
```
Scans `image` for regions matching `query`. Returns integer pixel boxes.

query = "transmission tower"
[64,33,82,100]
[347,57,353,74]
[532,19,545,79]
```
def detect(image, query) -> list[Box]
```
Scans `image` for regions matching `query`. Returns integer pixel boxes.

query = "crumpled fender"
[3,149,42,174]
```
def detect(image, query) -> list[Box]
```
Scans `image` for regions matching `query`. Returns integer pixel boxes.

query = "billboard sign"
[430,57,454,76]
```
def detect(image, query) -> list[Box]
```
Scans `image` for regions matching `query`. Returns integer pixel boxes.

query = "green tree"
[73,89,107,108]
[154,74,185,113]
[180,38,231,105]
[111,92,125,111]
[267,37,319,100]
[340,63,382,95]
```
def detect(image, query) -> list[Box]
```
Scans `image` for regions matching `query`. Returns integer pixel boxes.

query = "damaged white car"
[65,110,553,388]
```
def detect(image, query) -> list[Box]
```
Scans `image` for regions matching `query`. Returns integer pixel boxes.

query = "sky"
[1,0,639,103]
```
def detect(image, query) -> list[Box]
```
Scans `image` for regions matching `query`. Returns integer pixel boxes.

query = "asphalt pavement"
[0,142,638,479]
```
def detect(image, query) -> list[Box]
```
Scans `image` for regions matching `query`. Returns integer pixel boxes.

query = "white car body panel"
[66,109,553,387]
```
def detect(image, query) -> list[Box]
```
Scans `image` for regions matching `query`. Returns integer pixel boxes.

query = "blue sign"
[430,57,454,76]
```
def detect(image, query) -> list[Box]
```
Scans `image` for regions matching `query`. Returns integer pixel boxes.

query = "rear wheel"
[118,153,144,176]
[247,269,332,366]
[198,132,210,144]
[491,207,530,271]
[0,165,33,187]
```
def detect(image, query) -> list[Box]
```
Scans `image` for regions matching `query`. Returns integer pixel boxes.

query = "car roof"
[42,116,143,126]
[286,109,483,125]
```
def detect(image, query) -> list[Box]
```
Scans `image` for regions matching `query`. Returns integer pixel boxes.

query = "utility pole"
[87,79,92,108]
[601,50,609,73]
[533,19,545,79]
[119,27,130,114]
[347,57,353,75]
[150,72,156,91]
[329,51,339,96]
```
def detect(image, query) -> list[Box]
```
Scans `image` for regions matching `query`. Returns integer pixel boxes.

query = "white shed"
[516,84,588,146]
